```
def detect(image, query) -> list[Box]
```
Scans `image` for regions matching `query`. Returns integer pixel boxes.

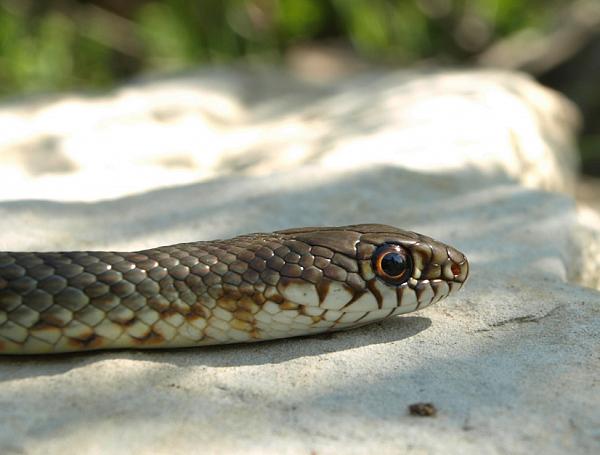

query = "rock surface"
[0,68,598,454]
[0,68,579,201]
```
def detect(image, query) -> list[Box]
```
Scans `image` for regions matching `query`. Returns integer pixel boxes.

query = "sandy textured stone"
[0,68,598,455]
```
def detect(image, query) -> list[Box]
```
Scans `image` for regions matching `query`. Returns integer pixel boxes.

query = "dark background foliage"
[1,0,598,174]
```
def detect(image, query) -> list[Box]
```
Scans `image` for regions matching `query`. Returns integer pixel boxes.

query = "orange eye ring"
[372,243,413,284]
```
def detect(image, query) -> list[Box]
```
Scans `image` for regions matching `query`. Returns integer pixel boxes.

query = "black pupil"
[381,252,407,277]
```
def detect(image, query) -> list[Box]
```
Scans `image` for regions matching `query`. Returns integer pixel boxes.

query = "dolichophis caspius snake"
[0,224,468,354]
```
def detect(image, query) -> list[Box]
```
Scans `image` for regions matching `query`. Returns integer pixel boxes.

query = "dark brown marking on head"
[316,279,331,303]
[342,282,359,301]
[430,280,443,302]
[395,285,405,305]
[366,279,383,309]
[414,281,431,310]
[342,288,369,307]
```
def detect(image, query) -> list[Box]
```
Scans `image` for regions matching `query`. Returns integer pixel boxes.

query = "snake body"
[0,224,468,354]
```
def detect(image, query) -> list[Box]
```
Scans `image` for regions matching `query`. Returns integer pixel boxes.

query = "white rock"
[0,68,597,455]
[0,68,579,202]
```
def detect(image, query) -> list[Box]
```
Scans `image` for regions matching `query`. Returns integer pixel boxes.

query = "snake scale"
[0,224,468,354]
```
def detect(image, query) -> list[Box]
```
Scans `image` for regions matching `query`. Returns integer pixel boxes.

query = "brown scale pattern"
[0,224,468,354]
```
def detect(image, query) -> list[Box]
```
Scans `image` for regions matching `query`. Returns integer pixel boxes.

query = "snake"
[0,224,468,354]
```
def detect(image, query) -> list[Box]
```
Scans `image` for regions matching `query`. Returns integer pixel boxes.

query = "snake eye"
[372,243,413,284]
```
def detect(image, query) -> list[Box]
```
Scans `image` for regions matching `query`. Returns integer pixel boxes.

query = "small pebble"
[408,402,437,417]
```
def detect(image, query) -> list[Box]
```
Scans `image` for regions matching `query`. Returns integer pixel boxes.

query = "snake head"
[274,224,468,326]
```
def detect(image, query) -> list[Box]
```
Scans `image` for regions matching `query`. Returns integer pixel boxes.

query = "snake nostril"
[451,263,461,277]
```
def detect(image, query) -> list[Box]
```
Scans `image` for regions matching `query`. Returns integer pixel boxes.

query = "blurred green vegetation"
[0,0,598,173]
[0,0,567,93]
